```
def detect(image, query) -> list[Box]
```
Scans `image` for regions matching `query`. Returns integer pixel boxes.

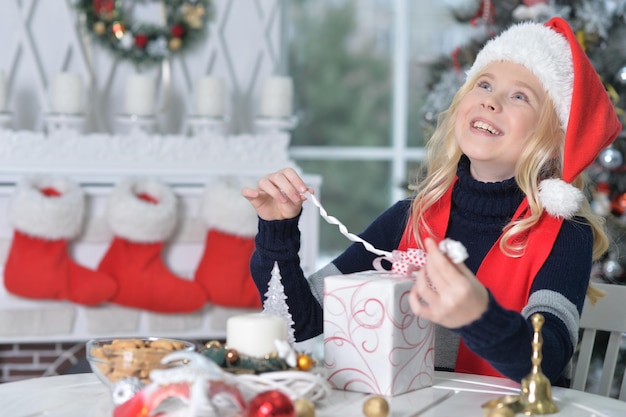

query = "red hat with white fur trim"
[466,17,622,218]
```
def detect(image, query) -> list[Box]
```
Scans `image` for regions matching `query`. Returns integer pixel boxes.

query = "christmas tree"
[263,262,296,345]
[420,0,626,284]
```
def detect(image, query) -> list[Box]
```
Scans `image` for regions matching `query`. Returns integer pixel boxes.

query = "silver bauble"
[602,258,624,280]
[598,146,624,170]
[111,377,144,405]
[616,66,626,85]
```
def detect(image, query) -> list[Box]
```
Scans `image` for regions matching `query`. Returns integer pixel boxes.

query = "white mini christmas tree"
[263,261,295,345]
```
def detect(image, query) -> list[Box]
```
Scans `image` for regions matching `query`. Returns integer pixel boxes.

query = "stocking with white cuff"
[97,178,207,313]
[4,176,117,305]
[194,178,262,308]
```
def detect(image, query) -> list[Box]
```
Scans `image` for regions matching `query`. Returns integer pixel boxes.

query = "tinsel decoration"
[263,262,296,346]
[420,68,465,131]
[203,341,295,374]
[75,0,213,66]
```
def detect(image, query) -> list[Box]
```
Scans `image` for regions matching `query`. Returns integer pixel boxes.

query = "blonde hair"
[410,71,608,299]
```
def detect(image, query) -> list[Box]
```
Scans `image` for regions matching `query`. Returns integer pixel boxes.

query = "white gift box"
[324,271,434,396]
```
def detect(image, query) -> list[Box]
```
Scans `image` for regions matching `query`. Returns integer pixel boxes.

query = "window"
[286,0,433,262]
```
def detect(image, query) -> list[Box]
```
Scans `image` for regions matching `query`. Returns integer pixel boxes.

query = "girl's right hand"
[241,168,314,221]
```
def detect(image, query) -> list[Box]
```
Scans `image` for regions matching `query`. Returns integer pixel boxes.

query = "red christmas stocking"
[97,178,207,313]
[194,178,262,308]
[4,176,117,305]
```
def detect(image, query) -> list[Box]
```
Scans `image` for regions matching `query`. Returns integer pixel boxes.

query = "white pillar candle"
[195,76,225,117]
[226,313,287,358]
[259,76,293,118]
[0,72,6,112]
[51,72,83,114]
[125,74,156,116]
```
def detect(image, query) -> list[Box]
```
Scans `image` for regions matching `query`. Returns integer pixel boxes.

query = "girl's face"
[454,61,547,182]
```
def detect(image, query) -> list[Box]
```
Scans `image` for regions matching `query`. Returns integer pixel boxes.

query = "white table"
[1,371,625,416]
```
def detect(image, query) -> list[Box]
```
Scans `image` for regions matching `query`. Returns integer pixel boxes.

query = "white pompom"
[538,178,583,219]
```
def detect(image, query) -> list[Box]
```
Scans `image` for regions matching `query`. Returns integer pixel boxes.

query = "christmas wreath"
[76,0,213,66]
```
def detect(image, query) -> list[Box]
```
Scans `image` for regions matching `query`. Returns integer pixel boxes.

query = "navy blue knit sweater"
[251,156,593,387]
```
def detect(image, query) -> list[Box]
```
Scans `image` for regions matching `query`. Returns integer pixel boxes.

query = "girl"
[242,17,621,387]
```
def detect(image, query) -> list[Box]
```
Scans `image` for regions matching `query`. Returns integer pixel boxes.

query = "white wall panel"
[0,0,285,134]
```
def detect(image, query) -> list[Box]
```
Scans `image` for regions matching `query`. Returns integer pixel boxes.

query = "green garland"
[76,0,213,66]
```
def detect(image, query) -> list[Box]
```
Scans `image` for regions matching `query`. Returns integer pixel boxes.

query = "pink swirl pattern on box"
[323,272,434,396]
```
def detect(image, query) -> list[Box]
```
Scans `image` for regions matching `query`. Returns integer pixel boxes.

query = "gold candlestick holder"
[481,313,558,416]
[519,313,559,414]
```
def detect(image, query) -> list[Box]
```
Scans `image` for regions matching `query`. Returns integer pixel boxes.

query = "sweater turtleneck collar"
[453,155,525,221]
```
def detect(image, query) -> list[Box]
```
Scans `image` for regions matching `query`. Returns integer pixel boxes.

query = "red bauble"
[170,24,186,38]
[134,34,148,48]
[93,0,115,13]
[247,390,295,417]
[522,0,547,6]
[612,193,626,216]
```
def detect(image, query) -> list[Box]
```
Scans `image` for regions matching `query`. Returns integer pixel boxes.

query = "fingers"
[415,268,437,295]
[410,239,461,314]
[240,186,259,200]
[408,284,426,314]
[423,237,463,288]
[259,168,310,204]
[415,238,489,327]
[240,168,314,221]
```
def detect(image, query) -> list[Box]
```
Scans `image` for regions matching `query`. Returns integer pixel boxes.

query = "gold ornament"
[205,340,222,350]
[168,37,183,51]
[294,398,315,417]
[362,396,389,417]
[183,4,206,29]
[265,351,279,360]
[225,349,240,364]
[93,21,106,36]
[297,354,314,371]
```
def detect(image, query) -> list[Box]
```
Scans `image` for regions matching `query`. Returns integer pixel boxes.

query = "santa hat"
[466,17,622,218]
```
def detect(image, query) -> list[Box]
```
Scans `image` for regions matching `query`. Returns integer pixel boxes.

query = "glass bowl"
[86,337,197,387]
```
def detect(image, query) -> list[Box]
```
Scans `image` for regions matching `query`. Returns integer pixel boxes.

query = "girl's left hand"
[408,237,489,328]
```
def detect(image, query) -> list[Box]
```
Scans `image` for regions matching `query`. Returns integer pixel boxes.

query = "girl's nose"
[481,99,499,111]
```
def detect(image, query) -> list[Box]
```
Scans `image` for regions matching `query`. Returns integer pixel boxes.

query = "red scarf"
[398,178,564,377]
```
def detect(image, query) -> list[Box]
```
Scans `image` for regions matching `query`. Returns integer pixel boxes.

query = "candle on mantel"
[125,74,157,116]
[226,313,287,358]
[0,71,6,112]
[259,76,293,119]
[195,76,225,117]
[51,72,84,114]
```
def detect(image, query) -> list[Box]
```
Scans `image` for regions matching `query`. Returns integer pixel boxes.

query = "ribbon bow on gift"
[373,248,427,276]
[390,248,427,274]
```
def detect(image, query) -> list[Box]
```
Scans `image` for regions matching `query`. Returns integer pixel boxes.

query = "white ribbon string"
[305,192,392,258]
[304,191,468,265]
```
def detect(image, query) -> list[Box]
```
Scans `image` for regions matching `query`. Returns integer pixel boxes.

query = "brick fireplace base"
[0,343,87,383]
[0,340,217,384]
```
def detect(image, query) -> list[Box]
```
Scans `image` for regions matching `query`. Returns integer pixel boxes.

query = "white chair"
[571,282,626,399]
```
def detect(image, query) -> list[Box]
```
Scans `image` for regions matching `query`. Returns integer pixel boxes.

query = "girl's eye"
[513,92,529,102]
[477,81,491,91]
